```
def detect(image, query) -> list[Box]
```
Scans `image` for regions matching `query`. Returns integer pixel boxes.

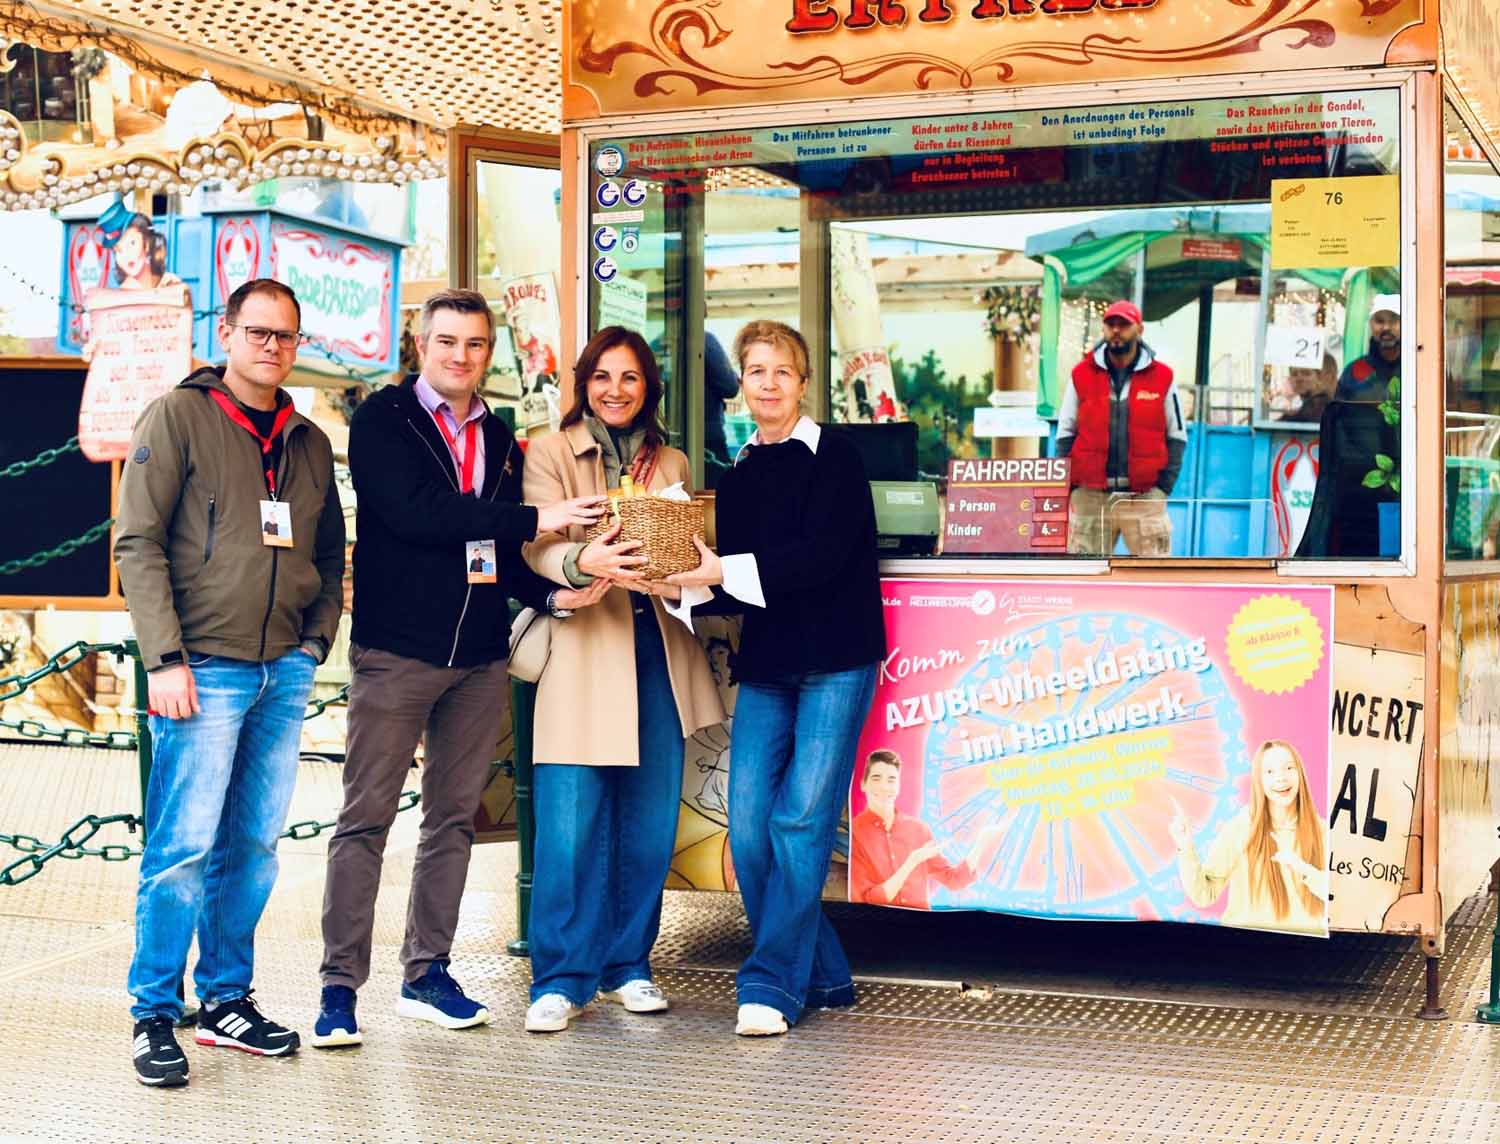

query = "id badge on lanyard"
[433,409,495,585]
[209,390,295,548]
[260,500,294,548]
[466,539,497,584]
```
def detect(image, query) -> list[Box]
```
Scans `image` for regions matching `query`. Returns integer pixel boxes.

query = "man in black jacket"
[313,290,608,1047]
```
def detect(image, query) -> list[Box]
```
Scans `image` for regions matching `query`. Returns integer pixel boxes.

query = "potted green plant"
[1359,376,1401,556]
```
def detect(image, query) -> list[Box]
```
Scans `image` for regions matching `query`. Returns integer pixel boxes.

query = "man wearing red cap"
[1056,300,1186,556]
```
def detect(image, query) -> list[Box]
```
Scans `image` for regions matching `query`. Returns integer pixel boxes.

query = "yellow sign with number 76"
[1270,175,1401,271]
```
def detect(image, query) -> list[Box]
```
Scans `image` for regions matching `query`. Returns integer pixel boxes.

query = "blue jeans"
[729,663,879,1025]
[528,609,685,1005]
[127,650,316,1020]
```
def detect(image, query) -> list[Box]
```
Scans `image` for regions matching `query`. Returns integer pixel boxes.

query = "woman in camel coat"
[520,325,724,1033]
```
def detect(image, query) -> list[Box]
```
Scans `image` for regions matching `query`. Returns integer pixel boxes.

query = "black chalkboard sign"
[0,363,115,599]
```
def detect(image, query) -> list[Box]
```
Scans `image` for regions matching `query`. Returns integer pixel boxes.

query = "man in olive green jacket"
[114,278,344,1087]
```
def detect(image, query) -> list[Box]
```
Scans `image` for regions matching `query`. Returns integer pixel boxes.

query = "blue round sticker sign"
[595,146,624,178]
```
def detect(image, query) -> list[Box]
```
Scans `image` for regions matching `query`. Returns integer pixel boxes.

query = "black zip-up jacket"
[348,376,552,668]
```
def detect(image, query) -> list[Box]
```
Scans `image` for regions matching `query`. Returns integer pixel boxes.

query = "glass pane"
[702,175,799,486]
[580,164,688,456]
[473,159,562,433]
[1444,105,1500,562]
[1261,273,1346,428]
[588,88,1403,560]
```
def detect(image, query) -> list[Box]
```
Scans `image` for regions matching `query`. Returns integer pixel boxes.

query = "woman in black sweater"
[667,320,885,1036]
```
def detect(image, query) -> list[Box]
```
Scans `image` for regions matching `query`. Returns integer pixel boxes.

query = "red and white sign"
[270,224,394,366]
[78,284,193,462]
[215,217,264,301]
[841,346,900,423]
[1181,238,1244,262]
[944,458,1070,554]
[65,225,112,345]
[505,272,563,433]
[1270,437,1319,557]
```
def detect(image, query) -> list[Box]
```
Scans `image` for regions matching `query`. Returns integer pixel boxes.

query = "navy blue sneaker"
[396,961,490,1030]
[311,985,362,1049]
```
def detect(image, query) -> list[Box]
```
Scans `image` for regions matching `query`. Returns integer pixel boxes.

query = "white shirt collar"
[736,415,821,464]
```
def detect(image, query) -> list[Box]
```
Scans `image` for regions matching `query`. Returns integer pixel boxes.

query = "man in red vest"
[1056,300,1186,556]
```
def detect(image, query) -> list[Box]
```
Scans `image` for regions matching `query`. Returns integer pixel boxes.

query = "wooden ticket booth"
[543,1,1500,1013]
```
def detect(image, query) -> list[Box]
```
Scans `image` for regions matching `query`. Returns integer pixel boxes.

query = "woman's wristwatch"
[546,589,574,619]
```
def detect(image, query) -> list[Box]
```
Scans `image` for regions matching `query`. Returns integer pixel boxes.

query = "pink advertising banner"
[849,579,1334,937]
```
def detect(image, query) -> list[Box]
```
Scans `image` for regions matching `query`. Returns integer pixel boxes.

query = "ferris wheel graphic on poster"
[919,609,1249,921]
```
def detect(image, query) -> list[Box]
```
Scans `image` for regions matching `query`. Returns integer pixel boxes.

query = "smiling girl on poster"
[1169,739,1330,935]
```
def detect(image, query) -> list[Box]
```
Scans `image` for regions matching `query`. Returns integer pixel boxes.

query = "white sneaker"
[598,979,669,1013]
[525,994,582,1033]
[735,1003,788,1037]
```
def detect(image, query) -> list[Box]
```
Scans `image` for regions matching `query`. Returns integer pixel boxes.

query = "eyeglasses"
[229,324,305,350]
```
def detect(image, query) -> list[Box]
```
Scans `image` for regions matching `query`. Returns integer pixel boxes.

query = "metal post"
[127,640,152,845]
[683,185,706,489]
[1418,955,1448,1021]
[1477,860,1500,1024]
[800,197,832,424]
[506,678,537,957]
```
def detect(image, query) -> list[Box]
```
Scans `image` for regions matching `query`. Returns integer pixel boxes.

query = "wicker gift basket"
[585,496,708,579]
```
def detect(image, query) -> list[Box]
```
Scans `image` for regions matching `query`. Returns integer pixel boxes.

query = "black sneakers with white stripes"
[132,1017,189,1087]
[194,993,301,1056]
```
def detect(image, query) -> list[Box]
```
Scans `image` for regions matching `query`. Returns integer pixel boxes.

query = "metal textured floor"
[2,744,1499,1143]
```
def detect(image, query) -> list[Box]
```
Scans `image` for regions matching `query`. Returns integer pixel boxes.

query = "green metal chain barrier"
[279,789,419,844]
[0,437,81,480]
[1,641,133,703]
[0,642,406,886]
[0,519,114,578]
[2,652,348,751]
[304,683,351,719]
[0,718,137,748]
[0,791,421,887]
[1,641,140,748]
[0,814,142,886]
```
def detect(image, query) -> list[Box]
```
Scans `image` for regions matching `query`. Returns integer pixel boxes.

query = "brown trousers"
[1068,487,1172,557]
[320,643,510,988]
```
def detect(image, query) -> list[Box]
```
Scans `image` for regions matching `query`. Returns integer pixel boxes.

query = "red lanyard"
[431,408,479,494]
[628,444,658,490]
[210,390,293,497]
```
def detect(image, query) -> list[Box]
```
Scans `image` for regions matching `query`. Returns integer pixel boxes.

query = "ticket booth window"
[1443,103,1500,564]
[585,86,1407,562]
